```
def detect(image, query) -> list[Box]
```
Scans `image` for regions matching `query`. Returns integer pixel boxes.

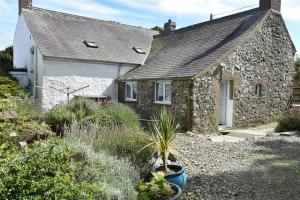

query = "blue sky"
[0,0,299,54]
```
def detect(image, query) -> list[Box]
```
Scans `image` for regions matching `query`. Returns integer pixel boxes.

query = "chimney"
[163,19,176,34]
[259,0,281,12]
[19,0,32,15]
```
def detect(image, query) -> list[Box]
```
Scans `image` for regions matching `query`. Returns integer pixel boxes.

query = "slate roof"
[22,7,157,65]
[120,8,267,80]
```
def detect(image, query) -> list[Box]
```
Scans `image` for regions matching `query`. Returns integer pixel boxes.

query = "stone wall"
[192,11,295,133]
[119,79,191,130]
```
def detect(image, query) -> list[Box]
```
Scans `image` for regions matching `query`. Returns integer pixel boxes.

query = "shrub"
[45,98,140,133]
[275,111,300,132]
[103,103,140,129]
[294,59,300,82]
[67,123,154,173]
[0,46,13,76]
[0,138,99,199]
[0,95,52,144]
[0,76,25,98]
[66,131,141,200]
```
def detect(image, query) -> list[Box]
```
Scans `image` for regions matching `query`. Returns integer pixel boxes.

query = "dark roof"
[120,8,267,80]
[22,7,157,65]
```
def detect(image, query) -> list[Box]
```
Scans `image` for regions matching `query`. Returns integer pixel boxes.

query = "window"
[125,82,137,101]
[155,81,171,104]
[255,84,262,97]
[132,47,145,54]
[84,40,98,48]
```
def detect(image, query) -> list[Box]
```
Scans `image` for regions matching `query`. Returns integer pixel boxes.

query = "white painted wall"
[13,13,137,110]
[13,13,44,96]
[41,58,135,109]
[9,71,28,86]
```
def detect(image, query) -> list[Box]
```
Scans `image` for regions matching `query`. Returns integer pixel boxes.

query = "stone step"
[227,129,267,139]
[209,135,245,143]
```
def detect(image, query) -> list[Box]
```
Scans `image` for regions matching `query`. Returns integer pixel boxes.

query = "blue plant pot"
[168,182,182,200]
[154,164,187,189]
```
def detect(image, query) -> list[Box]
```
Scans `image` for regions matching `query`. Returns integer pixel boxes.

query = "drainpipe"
[116,63,122,101]
[34,46,38,100]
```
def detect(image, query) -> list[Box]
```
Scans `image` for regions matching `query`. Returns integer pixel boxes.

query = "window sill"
[125,98,137,102]
[154,101,172,105]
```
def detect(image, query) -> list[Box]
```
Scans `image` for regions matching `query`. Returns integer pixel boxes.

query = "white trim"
[154,81,172,105]
[219,81,233,128]
[125,81,137,102]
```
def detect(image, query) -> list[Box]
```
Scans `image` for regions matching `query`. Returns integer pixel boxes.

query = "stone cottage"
[13,0,296,133]
[118,0,296,133]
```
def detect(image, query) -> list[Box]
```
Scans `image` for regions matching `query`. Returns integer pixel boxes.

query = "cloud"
[118,0,300,22]
[34,0,120,19]
[0,0,9,11]
[281,0,300,22]
[118,0,257,16]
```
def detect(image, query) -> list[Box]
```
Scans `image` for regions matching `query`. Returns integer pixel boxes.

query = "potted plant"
[137,172,182,200]
[141,108,187,189]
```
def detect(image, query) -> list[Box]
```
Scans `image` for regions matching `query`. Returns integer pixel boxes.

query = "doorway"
[219,81,233,128]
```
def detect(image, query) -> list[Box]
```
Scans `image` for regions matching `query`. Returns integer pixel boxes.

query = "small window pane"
[156,83,164,101]
[165,83,171,102]
[132,82,137,99]
[126,84,132,99]
[255,84,262,97]
[229,80,234,100]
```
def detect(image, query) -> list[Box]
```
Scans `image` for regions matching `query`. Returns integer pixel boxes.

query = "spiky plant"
[150,107,180,172]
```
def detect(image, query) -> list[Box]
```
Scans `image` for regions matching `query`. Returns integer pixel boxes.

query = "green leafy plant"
[0,138,99,199]
[0,46,13,76]
[66,123,154,177]
[66,130,141,200]
[103,103,140,129]
[275,110,300,132]
[137,172,175,200]
[45,98,140,133]
[141,108,180,172]
[0,76,25,98]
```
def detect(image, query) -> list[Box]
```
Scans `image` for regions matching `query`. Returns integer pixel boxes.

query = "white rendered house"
[13,0,156,109]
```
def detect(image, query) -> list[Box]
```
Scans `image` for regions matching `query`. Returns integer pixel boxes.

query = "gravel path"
[173,133,300,200]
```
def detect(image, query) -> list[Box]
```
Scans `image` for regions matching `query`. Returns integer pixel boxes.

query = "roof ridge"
[27,7,154,32]
[156,8,261,37]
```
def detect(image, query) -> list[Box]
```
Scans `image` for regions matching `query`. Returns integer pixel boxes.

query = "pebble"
[172,134,300,200]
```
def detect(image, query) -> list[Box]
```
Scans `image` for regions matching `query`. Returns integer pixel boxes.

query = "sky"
[0,0,299,54]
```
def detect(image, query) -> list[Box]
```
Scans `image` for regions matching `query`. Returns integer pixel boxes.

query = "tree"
[0,46,13,76]
[294,58,300,86]
[151,26,164,33]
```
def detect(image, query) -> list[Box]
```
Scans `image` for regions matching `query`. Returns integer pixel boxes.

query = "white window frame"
[155,81,172,105]
[125,81,137,101]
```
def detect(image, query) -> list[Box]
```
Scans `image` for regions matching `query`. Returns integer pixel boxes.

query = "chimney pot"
[163,19,176,34]
[259,0,281,12]
[19,0,32,15]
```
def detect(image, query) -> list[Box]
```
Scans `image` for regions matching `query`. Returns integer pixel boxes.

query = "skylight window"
[84,40,98,48]
[133,47,145,54]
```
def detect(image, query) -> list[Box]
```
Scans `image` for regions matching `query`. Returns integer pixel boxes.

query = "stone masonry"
[119,80,191,130]
[192,11,295,133]
[119,11,295,134]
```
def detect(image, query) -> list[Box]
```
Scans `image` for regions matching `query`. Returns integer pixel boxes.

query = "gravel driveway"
[173,133,300,200]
